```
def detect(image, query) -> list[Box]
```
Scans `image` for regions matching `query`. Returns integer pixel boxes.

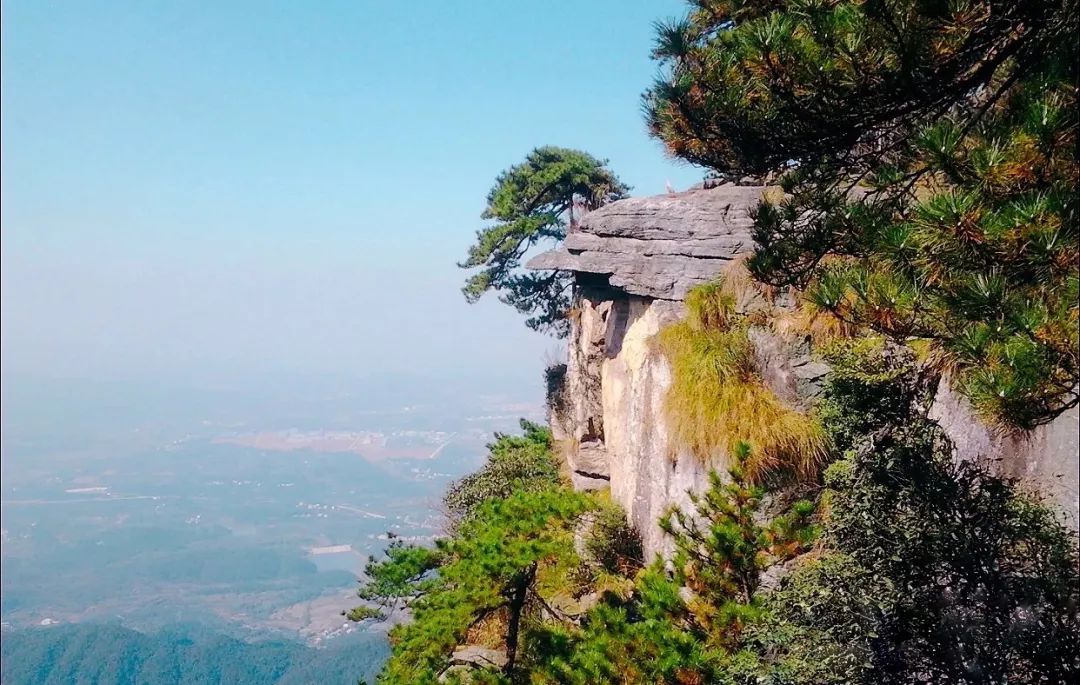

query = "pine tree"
[442,420,561,527]
[459,146,629,336]
[645,0,1079,427]
[352,488,590,684]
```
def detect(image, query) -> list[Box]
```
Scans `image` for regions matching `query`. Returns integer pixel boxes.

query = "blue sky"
[1,1,702,393]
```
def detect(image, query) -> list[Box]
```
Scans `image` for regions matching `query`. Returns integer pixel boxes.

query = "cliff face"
[929,380,1080,526]
[532,185,1079,559]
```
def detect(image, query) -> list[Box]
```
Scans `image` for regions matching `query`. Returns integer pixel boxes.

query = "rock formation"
[528,184,763,300]
[530,184,1079,559]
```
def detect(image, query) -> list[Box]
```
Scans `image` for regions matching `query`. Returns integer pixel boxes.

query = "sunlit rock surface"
[528,184,764,300]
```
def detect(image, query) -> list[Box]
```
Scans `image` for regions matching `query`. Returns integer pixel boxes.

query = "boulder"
[438,645,508,681]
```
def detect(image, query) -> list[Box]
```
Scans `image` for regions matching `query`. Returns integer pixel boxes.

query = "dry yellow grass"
[465,608,509,649]
[657,278,826,482]
[719,256,778,311]
[772,296,858,344]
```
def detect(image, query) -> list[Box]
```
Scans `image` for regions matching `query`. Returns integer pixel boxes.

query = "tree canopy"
[443,420,561,526]
[353,489,591,684]
[459,146,629,336]
[349,423,589,683]
[645,0,1079,427]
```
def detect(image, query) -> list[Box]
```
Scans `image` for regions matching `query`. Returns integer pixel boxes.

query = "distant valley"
[0,374,544,681]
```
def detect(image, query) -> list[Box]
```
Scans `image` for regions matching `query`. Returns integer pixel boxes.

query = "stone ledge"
[527,184,766,299]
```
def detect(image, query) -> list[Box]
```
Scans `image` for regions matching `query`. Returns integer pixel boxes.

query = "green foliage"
[530,569,734,685]
[747,552,891,683]
[761,346,1080,684]
[770,436,1080,682]
[352,421,562,627]
[660,444,818,633]
[582,499,644,577]
[535,444,816,684]
[370,489,591,684]
[646,0,1079,427]
[349,540,443,622]
[645,1,1074,176]
[657,278,826,480]
[816,336,924,455]
[459,146,629,336]
[543,362,568,425]
[352,422,578,682]
[442,419,561,524]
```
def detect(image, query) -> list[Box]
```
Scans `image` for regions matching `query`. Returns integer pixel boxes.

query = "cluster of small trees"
[360,1,1079,682]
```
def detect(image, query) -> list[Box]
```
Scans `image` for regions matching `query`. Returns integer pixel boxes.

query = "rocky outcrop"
[534,185,826,557]
[549,293,614,490]
[533,184,1079,558]
[528,185,764,300]
[551,286,825,558]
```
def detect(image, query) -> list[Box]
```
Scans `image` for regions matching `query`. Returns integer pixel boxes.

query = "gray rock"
[438,646,509,683]
[929,376,1079,528]
[528,185,766,300]
[757,556,802,593]
[572,440,610,476]
[568,439,611,490]
[449,645,507,670]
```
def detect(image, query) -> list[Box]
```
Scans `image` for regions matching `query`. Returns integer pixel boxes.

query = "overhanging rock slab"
[527,184,766,299]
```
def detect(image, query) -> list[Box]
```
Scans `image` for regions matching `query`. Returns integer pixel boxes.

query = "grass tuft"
[772,295,858,344]
[657,278,826,481]
[685,280,738,331]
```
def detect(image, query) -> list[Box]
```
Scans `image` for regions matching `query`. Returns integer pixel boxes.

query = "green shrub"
[583,502,644,576]
[360,489,592,684]
[763,338,1080,683]
[543,362,568,425]
[443,420,562,524]
[535,443,817,684]
[831,431,1077,681]
[816,336,923,456]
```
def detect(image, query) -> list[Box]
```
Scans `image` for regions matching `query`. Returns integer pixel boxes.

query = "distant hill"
[0,623,387,685]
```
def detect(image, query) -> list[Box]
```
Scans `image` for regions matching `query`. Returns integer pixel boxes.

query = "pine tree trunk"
[504,563,536,676]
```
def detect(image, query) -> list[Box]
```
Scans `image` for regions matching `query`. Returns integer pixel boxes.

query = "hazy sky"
[1,1,703,392]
